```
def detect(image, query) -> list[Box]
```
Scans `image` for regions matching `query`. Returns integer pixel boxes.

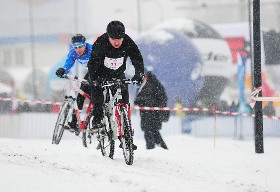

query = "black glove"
[56,68,65,78]
[132,73,144,84]
[89,76,104,87]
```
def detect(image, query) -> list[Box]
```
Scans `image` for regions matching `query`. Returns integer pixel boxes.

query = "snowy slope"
[1,135,280,192]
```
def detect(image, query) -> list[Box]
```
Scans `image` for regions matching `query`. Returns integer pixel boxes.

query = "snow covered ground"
[0,135,280,192]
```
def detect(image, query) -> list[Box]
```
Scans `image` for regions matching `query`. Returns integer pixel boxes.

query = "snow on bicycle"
[84,78,139,165]
[52,74,93,147]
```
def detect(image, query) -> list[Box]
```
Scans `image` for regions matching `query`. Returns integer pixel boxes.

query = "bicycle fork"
[115,103,133,137]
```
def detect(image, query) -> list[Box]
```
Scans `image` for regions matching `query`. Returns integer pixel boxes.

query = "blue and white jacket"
[63,42,92,74]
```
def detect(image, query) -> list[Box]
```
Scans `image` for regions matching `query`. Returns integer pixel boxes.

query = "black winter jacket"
[134,72,168,130]
[87,33,144,80]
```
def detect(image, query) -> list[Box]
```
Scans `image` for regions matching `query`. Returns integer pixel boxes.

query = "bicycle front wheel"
[52,101,72,145]
[120,106,134,165]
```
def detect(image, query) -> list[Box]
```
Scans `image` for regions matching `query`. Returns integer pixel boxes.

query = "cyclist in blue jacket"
[56,34,92,133]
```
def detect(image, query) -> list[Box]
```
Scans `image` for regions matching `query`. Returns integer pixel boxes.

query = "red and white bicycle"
[52,75,137,165]
[87,79,137,165]
[52,74,93,147]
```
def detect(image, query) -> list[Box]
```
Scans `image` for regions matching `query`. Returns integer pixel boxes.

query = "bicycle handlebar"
[62,75,140,87]
[100,79,139,87]
[62,74,89,85]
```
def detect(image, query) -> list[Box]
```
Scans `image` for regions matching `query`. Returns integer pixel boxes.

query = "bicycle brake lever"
[89,80,98,87]
[62,74,68,79]
[81,81,89,86]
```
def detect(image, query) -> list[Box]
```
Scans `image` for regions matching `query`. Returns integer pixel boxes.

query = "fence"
[185,115,280,139]
[0,112,181,140]
[1,94,280,140]
[1,112,280,140]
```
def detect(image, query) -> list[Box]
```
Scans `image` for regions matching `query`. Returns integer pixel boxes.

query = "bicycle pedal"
[96,143,101,150]
[109,154,114,159]
[68,127,80,135]
[64,126,70,130]
[99,129,106,135]
[74,131,80,136]
[92,122,104,130]
[68,128,75,132]
[119,143,137,150]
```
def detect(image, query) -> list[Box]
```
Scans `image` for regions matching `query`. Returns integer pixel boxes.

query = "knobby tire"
[120,106,134,165]
[82,112,93,148]
[52,101,71,145]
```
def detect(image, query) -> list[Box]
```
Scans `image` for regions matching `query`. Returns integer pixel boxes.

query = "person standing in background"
[174,97,186,133]
[134,71,168,150]
[175,97,186,117]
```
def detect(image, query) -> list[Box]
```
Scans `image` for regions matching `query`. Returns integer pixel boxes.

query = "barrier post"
[213,103,217,148]
[234,116,237,139]
[238,117,244,140]
[252,0,264,153]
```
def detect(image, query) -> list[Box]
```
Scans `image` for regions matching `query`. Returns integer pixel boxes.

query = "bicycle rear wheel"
[120,106,134,165]
[99,116,115,158]
[52,101,72,145]
[82,113,93,148]
[82,132,88,148]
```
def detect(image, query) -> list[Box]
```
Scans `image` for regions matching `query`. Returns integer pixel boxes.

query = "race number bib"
[104,57,124,70]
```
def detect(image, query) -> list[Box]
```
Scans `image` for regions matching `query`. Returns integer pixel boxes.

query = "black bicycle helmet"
[71,34,86,44]
[106,21,125,39]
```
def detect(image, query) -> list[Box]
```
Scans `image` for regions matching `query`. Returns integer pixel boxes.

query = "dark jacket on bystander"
[134,71,168,131]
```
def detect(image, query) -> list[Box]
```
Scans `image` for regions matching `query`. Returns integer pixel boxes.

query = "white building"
[1,0,279,70]
[1,0,279,100]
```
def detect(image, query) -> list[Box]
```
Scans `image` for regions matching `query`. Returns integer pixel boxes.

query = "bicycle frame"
[91,79,136,164]
[115,103,131,137]
[64,75,93,132]
[102,80,133,140]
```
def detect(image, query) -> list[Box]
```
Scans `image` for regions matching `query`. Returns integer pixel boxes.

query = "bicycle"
[83,79,137,165]
[52,74,93,148]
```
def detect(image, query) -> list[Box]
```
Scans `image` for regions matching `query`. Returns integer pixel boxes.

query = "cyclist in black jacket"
[88,20,144,130]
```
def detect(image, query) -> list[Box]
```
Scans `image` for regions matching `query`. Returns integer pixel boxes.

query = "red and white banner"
[1,97,280,120]
[250,86,280,108]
